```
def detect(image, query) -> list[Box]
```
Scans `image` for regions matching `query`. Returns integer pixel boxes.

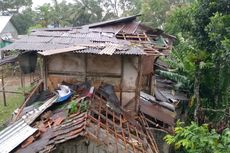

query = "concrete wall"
[45,53,140,110]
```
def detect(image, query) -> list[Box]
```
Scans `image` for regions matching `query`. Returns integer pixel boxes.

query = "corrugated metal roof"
[121,21,140,34]
[0,95,58,153]
[48,112,87,145]
[0,119,37,153]
[99,44,119,55]
[1,42,69,51]
[0,15,173,56]
[0,55,17,66]
[39,46,86,56]
[87,14,141,28]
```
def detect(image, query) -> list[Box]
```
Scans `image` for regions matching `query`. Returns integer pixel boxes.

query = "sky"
[32,0,75,8]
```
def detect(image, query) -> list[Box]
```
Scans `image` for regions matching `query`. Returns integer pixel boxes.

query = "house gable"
[1,21,18,37]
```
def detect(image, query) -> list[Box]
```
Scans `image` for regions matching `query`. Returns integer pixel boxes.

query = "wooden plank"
[48,71,121,78]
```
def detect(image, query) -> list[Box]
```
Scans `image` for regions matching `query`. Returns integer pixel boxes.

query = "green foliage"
[11,8,35,34]
[27,24,43,33]
[163,0,230,124]
[80,100,88,112]
[0,94,24,130]
[140,0,169,27]
[164,122,230,153]
[156,69,190,90]
[69,100,78,114]
[0,0,32,13]
[69,99,88,114]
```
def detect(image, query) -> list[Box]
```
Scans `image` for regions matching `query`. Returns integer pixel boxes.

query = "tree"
[0,0,33,34]
[0,0,32,14]
[163,0,230,124]
[11,8,35,34]
[164,122,230,153]
[35,4,53,27]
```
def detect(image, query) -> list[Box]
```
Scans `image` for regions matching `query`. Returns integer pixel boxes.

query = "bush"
[164,122,230,153]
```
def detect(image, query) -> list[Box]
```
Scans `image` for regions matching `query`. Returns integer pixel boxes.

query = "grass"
[0,94,24,129]
[0,84,37,130]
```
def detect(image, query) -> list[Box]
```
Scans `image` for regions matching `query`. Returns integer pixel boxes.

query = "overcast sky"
[32,0,75,8]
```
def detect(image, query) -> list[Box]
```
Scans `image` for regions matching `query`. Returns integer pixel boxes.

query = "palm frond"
[156,69,190,86]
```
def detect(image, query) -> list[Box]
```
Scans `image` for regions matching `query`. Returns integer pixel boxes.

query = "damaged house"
[0,15,187,153]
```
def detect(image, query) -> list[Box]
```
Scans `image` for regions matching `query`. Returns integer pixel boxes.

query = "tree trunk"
[194,62,201,123]
[214,60,221,107]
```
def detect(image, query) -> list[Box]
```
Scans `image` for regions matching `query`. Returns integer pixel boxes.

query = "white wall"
[1,21,18,37]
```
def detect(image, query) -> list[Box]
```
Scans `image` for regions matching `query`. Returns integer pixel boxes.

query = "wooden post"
[84,54,88,81]
[30,72,32,85]
[135,56,143,112]
[42,57,48,90]
[120,56,124,106]
[40,56,43,81]
[20,71,25,97]
[1,66,6,106]
[148,73,153,94]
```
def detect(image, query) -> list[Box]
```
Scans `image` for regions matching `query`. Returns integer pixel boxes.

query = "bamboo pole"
[1,66,6,106]
[13,80,43,122]
[0,90,23,94]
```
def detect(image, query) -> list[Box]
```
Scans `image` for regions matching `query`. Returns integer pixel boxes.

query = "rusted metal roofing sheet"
[121,21,141,34]
[89,24,124,34]
[48,112,87,145]
[88,14,141,28]
[139,98,176,126]
[155,74,188,102]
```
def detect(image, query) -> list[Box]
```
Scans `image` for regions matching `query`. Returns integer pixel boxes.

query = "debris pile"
[0,81,162,153]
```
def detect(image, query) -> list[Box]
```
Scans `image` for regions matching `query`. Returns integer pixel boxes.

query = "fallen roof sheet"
[0,55,17,66]
[155,75,189,102]
[39,46,87,56]
[0,119,37,153]
[140,91,175,111]
[40,97,159,153]
[0,95,58,153]
[140,98,176,126]
[15,94,159,153]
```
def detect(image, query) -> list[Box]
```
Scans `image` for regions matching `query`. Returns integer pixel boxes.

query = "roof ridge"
[86,14,141,28]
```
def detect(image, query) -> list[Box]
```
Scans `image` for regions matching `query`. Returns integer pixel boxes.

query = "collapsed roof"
[4,84,160,153]
[0,15,175,56]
